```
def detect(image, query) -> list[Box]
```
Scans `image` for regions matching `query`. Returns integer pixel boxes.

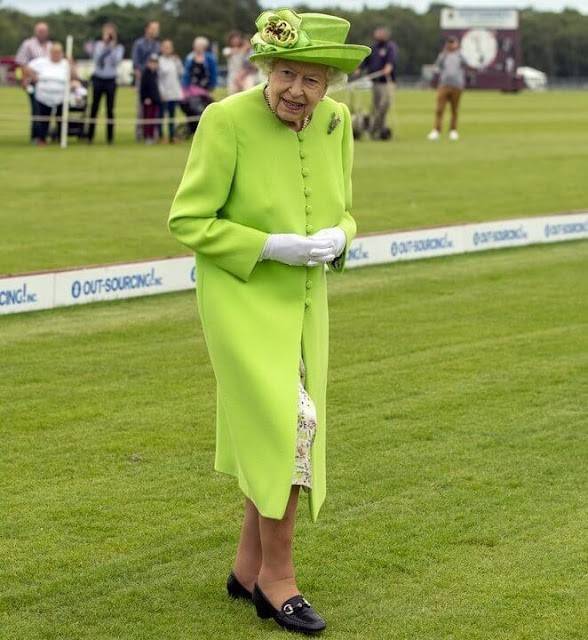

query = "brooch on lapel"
[327,112,341,135]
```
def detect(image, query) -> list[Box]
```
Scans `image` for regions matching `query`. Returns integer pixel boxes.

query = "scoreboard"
[440,7,524,91]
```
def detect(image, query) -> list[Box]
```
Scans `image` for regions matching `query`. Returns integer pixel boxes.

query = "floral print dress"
[291,355,318,492]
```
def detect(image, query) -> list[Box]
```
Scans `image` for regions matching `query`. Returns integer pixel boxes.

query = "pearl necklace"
[263,84,311,131]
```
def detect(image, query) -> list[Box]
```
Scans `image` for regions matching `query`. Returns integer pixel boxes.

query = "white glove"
[308,227,347,259]
[259,233,337,267]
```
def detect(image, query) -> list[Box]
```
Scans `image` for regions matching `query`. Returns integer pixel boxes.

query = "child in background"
[140,53,161,143]
[157,39,183,143]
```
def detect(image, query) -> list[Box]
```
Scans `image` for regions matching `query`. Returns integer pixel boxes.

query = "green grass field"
[2,242,587,639]
[2,83,587,638]
[1,86,587,274]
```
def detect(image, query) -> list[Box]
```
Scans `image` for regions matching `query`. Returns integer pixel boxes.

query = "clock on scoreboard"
[439,7,524,91]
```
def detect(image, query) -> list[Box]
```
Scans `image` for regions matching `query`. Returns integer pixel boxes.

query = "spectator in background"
[86,23,124,144]
[157,40,183,143]
[361,26,397,140]
[238,34,258,91]
[182,37,217,92]
[132,21,161,141]
[24,43,73,145]
[140,53,161,144]
[223,30,257,94]
[15,22,52,142]
[427,36,467,141]
[223,31,246,95]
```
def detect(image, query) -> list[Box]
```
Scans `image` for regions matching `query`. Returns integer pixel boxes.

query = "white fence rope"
[0,113,202,125]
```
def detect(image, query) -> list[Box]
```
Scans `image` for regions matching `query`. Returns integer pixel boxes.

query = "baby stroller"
[49,80,89,142]
[176,86,214,140]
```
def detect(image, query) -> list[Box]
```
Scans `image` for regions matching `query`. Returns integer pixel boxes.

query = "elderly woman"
[24,42,74,145]
[182,36,218,91]
[168,9,369,635]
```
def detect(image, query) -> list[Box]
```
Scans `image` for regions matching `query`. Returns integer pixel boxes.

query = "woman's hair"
[253,57,348,94]
[193,36,210,51]
[226,30,243,46]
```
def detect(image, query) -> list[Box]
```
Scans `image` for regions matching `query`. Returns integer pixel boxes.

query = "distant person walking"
[140,54,161,144]
[15,22,52,142]
[182,37,218,92]
[427,36,467,141]
[132,21,161,141]
[361,26,397,140]
[24,43,72,145]
[157,40,183,142]
[86,23,124,144]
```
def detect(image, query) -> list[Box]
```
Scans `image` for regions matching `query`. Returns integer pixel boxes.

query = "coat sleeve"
[168,101,270,283]
[330,102,358,274]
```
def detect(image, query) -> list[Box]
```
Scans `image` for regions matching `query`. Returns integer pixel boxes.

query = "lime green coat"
[168,83,357,522]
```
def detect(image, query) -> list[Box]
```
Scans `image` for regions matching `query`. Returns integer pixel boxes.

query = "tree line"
[1,0,587,78]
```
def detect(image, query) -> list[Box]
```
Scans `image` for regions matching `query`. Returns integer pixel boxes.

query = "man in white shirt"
[25,43,70,145]
[15,22,52,142]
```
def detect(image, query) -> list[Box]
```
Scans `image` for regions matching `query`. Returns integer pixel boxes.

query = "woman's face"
[50,45,63,63]
[267,59,328,129]
[102,25,116,41]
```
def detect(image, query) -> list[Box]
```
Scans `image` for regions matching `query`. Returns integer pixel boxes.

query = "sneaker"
[427,129,440,141]
[449,130,459,141]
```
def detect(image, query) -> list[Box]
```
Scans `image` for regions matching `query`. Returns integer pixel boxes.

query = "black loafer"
[252,583,326,634]
[226,571,252,601]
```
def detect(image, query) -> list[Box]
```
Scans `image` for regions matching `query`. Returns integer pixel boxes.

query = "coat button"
[306,281,312,289]
[305,298,312,307]
[304,187,312,197]
[305,205,312,214]
[299,150,306,159]
[306,223,313,233]
[301,167,310,177]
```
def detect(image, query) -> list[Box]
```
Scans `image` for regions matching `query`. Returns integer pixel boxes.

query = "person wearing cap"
[168,9,370,635]
[360,26,397,140]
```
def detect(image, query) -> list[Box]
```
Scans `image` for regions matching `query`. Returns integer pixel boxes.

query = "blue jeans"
[160,100,178,139]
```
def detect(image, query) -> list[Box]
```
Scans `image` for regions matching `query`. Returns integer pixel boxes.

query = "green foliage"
[1,2,588,76]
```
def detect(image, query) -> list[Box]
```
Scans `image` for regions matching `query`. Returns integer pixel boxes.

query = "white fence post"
[60,34,73,149]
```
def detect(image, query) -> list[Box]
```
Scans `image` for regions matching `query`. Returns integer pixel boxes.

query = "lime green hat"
[250,9,371,75]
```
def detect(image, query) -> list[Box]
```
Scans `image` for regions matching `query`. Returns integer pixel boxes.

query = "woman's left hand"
[308,227,347,259]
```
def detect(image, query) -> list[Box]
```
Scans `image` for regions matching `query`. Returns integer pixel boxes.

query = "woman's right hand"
[260,233,336,267]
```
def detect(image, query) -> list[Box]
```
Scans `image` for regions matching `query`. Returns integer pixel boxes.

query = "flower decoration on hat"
[251,9,311,54]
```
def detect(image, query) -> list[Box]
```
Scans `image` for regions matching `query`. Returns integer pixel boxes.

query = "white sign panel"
[0,273,55,315]
[462,218,542,253]
[441,8,518,30]
[388,226,465,262]
[53,256,195,306]
[540,213,588,244]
